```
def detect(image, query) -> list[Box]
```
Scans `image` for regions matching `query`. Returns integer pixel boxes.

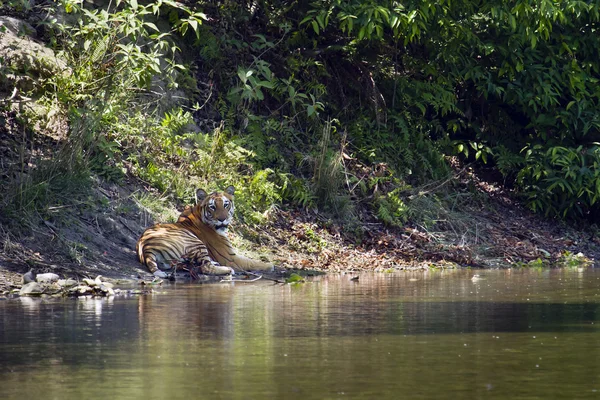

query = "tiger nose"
[218,216,227,222]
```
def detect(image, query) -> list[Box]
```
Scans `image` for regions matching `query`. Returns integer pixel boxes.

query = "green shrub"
[517,145,600,218]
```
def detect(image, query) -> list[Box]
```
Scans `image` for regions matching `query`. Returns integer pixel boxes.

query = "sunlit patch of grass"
[131,192,179,225]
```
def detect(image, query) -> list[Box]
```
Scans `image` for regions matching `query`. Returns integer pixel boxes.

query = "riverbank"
[1,160,598,292]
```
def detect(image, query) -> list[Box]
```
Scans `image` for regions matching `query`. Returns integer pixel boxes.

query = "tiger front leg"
[182,247,235,276]
[201,260,236,276]
[232,255,275,272]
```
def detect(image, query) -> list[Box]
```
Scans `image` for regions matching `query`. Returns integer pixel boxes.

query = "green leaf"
[237,68,248,83]
[258,80,275,89]
[358,26,366,40]
[508,15,516,31]
[144,22,159,32]
[311,20,319,34]
[193,12,207,21]
[300,16,313,25]
[188,19,198,32]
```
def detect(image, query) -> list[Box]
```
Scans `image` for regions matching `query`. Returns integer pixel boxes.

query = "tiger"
[136,185,274,278]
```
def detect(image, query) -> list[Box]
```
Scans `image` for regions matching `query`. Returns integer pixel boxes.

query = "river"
[1,268,600,399]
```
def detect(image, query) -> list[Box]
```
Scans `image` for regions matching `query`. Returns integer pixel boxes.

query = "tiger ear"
[224,185,235,196]
[196,189,208,203]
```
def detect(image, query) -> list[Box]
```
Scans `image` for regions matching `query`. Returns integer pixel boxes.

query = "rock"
[0,19,68,94]
[99,284,114,296]
[45,283,63,295]
[36,273,60,283]
[83,275,108,287]
[57,278,78,287]
[68,285,93,296]
[0,16,36,37]
[19,282,44,296]
[22,269,36,284]
[83,278,98,287]
[100,281,114,289]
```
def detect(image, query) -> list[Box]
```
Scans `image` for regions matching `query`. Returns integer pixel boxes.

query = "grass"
[131,192,180,225]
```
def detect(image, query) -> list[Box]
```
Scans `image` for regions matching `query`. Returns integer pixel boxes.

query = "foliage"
[126,108,285,224]
[556,251,593,268]
[6,0,600,239]
[374,189,408,227]
[285,272,305,284]
[1,0,206,220]
[275,0,600,219]
[517,145,600,218]
[518,251,592,268]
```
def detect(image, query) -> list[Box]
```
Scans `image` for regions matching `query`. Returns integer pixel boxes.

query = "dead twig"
[220,275,263,283]
[243,270,285,284]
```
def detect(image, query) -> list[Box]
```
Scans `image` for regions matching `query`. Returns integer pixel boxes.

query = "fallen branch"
[243,270,285,284]
[220,275,263,283]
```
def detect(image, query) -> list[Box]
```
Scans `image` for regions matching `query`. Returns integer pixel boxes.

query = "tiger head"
[194,186,235,233]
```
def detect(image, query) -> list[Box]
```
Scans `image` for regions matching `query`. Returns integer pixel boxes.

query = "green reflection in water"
[1,268,600,399]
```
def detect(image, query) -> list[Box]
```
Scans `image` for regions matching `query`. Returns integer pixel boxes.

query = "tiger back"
[136,186,273,277]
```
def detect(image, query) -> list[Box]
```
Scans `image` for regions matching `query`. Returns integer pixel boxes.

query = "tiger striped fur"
[136,186,274,277]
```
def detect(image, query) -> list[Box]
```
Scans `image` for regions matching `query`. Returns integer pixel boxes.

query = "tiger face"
[195,185,235,233]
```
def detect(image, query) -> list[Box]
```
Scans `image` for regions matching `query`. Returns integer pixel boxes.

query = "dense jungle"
[1,0,600,287]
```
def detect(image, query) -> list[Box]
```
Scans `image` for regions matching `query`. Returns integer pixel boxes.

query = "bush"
[517,145,600,218]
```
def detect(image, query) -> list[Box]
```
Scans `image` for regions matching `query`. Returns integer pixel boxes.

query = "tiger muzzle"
[214,222,228,230]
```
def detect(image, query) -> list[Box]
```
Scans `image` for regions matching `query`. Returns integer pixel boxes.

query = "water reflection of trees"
[2,269,600,398]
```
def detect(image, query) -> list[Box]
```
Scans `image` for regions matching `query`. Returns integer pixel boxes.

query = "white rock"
[36,273,60,283]
[83,278,98,287]
[57,278,78,287]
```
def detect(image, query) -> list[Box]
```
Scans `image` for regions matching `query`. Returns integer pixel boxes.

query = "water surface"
[2,268,600,399]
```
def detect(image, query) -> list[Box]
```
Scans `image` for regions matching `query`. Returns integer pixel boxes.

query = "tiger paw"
[212,265,235,276]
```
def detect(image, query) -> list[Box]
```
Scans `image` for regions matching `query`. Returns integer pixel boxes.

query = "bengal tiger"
[136,186,274,278]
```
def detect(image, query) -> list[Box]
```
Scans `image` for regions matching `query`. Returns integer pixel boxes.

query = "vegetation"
[2,0,600,249]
